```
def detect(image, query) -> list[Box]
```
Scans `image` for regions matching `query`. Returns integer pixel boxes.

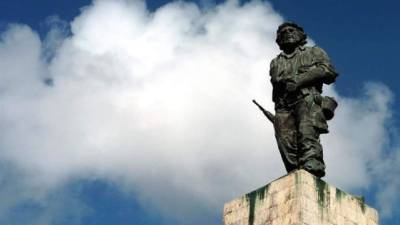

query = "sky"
[0,0,399,225]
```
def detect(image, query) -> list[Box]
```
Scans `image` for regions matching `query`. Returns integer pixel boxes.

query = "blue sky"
[0,0,399,225]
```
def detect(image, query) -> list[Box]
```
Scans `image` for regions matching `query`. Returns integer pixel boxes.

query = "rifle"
[252,99,275,124]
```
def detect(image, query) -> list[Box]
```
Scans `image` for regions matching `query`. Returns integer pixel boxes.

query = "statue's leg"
[274,109,298,173]
[296,96,326,178]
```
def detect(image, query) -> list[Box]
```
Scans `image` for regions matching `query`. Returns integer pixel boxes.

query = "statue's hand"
[285,79,298,92]
[297,65,313,74]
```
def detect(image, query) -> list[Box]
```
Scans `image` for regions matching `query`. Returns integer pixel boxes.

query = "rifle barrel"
[252,99,275,124]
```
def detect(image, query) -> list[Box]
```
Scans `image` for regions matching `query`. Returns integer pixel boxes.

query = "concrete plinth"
[223,170,379,225]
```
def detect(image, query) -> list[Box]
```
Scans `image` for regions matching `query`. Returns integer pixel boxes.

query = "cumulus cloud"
[0,0,398,224]
[323,84,393,188]
[374,149,400,217]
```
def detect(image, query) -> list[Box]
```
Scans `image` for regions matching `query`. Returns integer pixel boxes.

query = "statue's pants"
[274,94,326,177]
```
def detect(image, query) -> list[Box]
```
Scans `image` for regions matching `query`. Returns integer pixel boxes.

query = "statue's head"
[276,22,307,50]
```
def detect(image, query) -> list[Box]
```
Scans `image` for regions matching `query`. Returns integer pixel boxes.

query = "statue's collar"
[280,46,305,59]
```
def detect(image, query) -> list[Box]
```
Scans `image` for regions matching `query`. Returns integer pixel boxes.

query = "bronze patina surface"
[254,22,338,178]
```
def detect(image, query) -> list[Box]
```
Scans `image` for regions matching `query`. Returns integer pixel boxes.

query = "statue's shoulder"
[301,45,322,53]
[269,56,280,76]
[270,55,280,67]
[308,45,332,63]
[308,45,329,58]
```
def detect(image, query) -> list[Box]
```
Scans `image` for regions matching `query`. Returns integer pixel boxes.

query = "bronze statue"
[254,22,338,178]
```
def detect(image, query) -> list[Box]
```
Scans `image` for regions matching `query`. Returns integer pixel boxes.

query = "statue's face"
[278,26,302,47]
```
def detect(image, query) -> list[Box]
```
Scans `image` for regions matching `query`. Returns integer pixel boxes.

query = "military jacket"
[269,46,338,109]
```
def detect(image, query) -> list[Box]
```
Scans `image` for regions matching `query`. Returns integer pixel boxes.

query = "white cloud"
[375,151,400,217]
[0,0,398,224]
[323,83,393,189]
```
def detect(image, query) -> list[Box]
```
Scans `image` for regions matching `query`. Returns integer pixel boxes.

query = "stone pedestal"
[223,170,379,225]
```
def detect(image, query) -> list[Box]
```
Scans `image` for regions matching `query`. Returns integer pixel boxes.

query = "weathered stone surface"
[222,170,379,225]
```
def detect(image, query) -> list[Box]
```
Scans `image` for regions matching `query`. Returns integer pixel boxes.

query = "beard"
[277,32,303,50]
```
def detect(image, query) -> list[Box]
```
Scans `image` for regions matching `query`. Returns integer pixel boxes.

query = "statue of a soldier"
[254,22,338,178]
